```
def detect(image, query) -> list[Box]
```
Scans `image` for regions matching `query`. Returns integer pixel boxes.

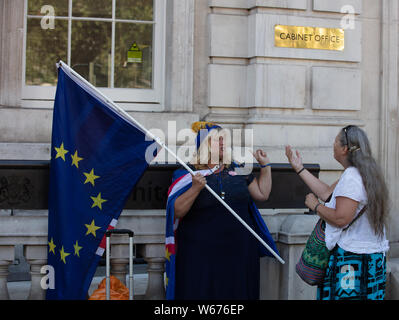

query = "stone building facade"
[1,0,399,299]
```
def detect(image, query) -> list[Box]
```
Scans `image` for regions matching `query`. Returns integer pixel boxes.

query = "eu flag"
[46,63,160,299]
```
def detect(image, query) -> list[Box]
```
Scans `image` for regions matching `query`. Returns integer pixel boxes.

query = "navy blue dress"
[174,166,259,300]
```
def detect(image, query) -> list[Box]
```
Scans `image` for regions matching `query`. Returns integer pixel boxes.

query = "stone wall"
[203,0,399,255]
[1,0,398,299]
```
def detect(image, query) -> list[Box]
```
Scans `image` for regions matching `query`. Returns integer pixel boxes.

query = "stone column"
[24,245,47,300]
[386,258,399,299]
[110,243,130,286]
[141,244,166,300]
[110,258,129,286]
[0,0,24,107]
[0,246,14,300]
[144,257,166,300]
[266,215,318,300]
[380,0,399,256]
[164,0,195,112]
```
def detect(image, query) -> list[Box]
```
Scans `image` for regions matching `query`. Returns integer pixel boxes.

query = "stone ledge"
[0,111,199,146]
[0,143,51,161]
[278,214,319,244]
[0,211,166,246]
[209,0,308,10]
[0,211,318,247]
[386,258,399,299]
[248,0,307,10]
[313,0,362,14]
[0,210,11,216]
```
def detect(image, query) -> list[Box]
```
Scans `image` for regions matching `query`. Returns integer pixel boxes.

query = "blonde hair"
[190,127,232,170]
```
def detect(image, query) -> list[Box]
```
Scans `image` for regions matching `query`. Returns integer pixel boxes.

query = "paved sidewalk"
[7,273,148,300]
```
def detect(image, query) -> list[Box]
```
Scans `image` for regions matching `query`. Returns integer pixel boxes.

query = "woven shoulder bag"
[296,206,366,286]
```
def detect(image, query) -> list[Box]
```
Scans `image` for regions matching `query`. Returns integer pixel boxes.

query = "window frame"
[21,0,165,111]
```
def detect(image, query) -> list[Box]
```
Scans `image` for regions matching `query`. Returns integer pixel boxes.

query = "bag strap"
[342,205,367,231]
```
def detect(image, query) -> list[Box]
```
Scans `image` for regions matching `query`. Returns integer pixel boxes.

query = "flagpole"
[57,61,284,265]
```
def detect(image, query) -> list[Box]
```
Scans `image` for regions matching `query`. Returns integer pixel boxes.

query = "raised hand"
[285,145,303,173]
[252,149,270,166]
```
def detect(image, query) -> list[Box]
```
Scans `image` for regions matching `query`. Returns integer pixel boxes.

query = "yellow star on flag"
[165,275,169,287]
[85,219,101,237]
[83,168,100,186]
[48,238,56,255]
[165,248,171,261]
[91,192,107,210]
[54,142,69,161]
[59,246,70,264]
[71,150,83,168]
[73,240,83,257]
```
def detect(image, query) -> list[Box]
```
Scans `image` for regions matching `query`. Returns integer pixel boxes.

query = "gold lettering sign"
[275,25,344,51]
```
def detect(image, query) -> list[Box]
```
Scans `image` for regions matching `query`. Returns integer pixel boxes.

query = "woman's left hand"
[252,149,270,166]
[248,149,272,202]
[305,193,319,211]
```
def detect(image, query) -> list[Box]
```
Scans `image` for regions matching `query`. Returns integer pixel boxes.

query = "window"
[22,0,165,110]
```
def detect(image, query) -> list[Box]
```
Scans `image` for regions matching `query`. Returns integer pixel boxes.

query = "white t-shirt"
[324,166,389,254]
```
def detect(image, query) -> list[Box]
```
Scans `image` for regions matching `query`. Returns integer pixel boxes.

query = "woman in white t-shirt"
[285,125,389,300]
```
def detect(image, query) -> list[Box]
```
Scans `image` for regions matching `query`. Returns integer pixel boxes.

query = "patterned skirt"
[317,246,386,300]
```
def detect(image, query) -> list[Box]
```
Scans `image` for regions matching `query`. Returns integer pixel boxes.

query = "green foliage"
[26,0,154,88]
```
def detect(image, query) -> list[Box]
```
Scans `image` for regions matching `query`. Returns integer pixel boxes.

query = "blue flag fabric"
[46,65,159,299]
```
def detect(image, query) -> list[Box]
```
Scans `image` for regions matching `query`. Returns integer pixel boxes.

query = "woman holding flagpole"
[164,121,279,300]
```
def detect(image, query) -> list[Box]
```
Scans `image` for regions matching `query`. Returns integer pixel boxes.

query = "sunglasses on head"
[343,125,355,146]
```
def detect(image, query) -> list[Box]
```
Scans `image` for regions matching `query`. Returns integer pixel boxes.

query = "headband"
[191,121,222,150]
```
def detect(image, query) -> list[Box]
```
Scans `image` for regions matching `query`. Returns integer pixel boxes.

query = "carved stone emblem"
[0,176,34,206]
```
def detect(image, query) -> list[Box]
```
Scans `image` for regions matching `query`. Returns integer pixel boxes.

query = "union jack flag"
[164,167,215,300]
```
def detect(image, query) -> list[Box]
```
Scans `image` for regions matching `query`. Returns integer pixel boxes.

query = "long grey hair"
[339,125,389,237]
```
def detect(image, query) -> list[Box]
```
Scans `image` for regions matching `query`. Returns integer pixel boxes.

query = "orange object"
[89,275,130,300]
